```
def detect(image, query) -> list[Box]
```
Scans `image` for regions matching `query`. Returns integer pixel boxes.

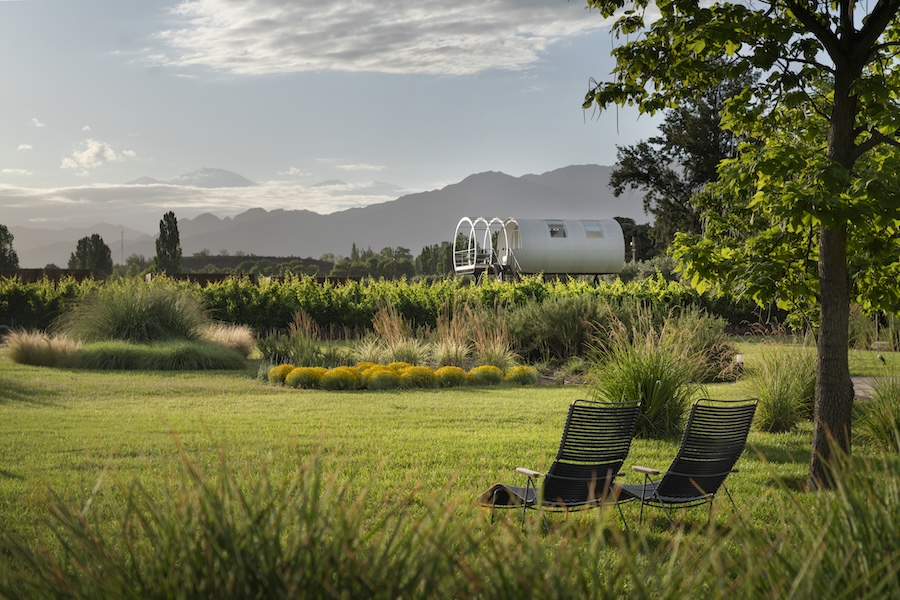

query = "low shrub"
[399,366,438,389]
[387,361,412,372]
[285,366,328,389]
[468,365,504,386]
[268,363,296,384]
[504,365,541,386]
[74,341,247,371]
[319,366,361,391]
[435,366,468,388]
[365,368,402,390]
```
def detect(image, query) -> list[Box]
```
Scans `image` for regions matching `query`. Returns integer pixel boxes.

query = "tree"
[155,211,183,273]
[583,0,900,488]
[610,74,750,247]
[68,234,113,274]
[0,225,19,269]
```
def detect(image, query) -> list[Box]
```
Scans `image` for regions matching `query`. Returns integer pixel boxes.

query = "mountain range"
[10,164,650,268]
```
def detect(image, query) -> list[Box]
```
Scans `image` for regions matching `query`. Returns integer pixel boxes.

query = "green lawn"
[1,341,899,596]
[3,339,878,535]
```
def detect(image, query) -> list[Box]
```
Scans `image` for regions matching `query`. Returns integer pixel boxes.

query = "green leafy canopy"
[584,0,900,318]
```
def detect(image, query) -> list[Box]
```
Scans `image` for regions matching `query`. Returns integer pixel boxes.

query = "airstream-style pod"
[453,217,625,280]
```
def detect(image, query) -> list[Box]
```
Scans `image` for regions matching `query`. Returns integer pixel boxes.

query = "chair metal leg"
[722,484,749,530]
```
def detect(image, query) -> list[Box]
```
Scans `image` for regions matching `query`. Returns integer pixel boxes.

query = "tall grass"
[856,376,900,452]
[53,279,211,343]
[4,446,900,598]
[750,345,816,432]
[589,309,704,438]
[4,329,82,368]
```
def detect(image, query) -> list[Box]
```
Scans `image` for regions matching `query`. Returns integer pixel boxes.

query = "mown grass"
[1,340,899,595]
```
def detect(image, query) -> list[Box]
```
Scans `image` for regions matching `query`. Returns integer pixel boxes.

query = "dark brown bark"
[808,66,856,490]
[808,224,854,490]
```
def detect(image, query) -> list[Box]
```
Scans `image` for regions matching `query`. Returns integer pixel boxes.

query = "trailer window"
[582,221,604,238]
[547,221,567,238]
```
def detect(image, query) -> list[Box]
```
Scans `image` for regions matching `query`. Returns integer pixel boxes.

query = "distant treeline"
[176,242,455,280]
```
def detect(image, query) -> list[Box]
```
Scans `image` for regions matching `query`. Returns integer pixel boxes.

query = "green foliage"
[0,224,19,269]
[284,366,328,389]
[319,366,361,391]
[589,311,704,438]
[73,340,246,370]
[506,294,607,362]
[268,363,295,384]
[154,211,183,274]
[434,365,468,388]
[504,365,541,386]
[857,377,900,452]
[610,73,752,249]
[67,234,113,275]
[53,279,211,344]
[467,365,504,386]
[750,346,817,432]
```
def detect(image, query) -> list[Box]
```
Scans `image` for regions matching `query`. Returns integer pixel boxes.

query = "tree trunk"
[808,224,854,490]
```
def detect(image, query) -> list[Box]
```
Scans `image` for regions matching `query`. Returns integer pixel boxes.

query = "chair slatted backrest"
[543,399,641,505]
[656,398,758,500]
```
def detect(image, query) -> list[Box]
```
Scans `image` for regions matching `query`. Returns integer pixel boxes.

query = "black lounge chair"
[478,399,641,527]
[616,398,758,526]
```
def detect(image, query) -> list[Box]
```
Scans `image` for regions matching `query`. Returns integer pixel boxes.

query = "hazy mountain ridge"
[12,165,648,268]
[127,167,257,188]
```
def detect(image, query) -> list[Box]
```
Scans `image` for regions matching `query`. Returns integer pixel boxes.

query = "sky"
[0,0,661,233]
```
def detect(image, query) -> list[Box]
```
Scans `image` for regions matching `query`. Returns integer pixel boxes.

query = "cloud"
[17,144,32,151]
[153,0,612,76]
[276,166,309,176]
[61,139,137,170]
[0,180,412,232]
[82,125,92,132]
[32,118,46,128]
[336,163,385,172]
[1,169,32,176]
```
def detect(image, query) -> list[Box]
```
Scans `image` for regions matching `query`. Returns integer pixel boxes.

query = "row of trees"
[0,211,184,276]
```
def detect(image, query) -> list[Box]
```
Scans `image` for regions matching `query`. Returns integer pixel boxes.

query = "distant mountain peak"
[169,168,256,188]
[127,168,256,188]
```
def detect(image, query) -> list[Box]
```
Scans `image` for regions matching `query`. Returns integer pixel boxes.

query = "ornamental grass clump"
[5,329,82,368]
[399,365,438,389]
[468,365,505,386]
[750,345,816,432]
[856,376,900,452]
[589,309,703,439]
[504,365,541,386]
[319,366,360,391]
[435,365,468,388]
[73,341,246,371]
[268,363,296,384]
[53,279,211,344]
[285,366,328,389]
[201,323,255,357]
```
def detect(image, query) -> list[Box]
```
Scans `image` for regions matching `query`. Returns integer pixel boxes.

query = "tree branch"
[853,129,900,160]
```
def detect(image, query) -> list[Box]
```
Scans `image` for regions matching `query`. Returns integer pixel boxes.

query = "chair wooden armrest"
[632,465,661,475]
[516,467,543,478]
